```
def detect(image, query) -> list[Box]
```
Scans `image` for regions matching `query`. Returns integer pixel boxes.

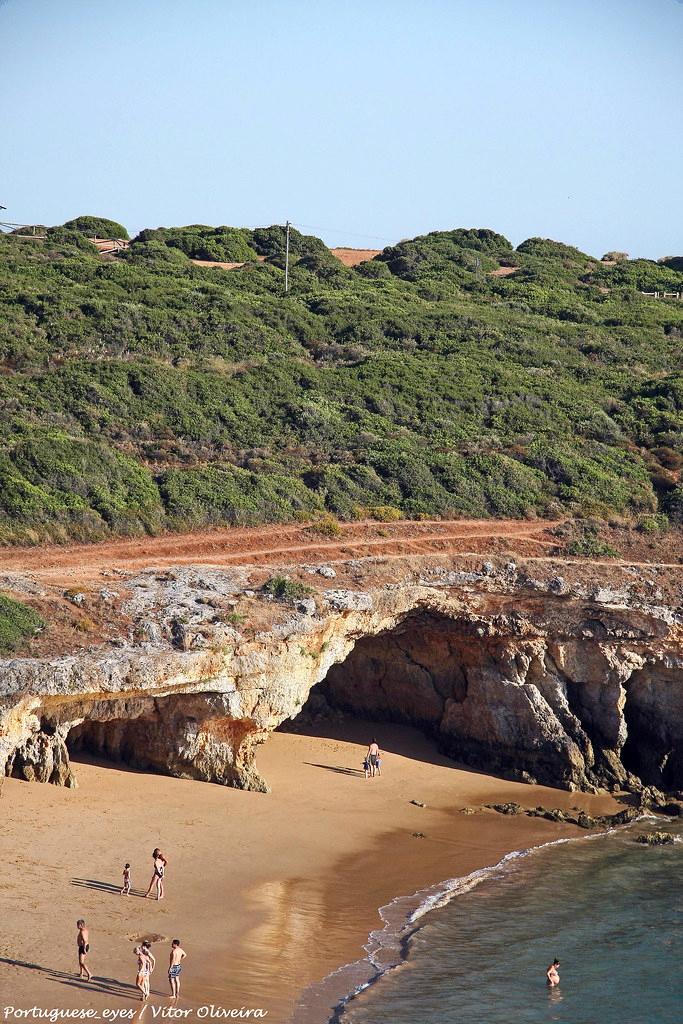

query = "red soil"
[0,518,559,586]
[330,248,382,267]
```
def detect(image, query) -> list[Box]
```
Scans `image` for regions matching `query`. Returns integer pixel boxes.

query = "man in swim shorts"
[168,939,186,999]
[76,919,91,981]
[367,738,380,778]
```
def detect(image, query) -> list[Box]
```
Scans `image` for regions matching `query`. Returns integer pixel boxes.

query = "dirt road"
[0,518,559,584]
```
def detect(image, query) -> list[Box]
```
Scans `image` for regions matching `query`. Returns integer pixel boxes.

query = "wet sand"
[0,721,619,1022]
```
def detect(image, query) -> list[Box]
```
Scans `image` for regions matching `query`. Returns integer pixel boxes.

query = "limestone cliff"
[2,555,683,794]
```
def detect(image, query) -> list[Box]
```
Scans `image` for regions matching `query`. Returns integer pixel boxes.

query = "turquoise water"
[337,823,682,1024]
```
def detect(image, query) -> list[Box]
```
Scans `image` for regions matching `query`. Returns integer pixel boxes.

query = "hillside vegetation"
[0,220,682,544]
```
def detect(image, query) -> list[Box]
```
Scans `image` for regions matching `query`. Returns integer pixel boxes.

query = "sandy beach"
[0,720,619,1023]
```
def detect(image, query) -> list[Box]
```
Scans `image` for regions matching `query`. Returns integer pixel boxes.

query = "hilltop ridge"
[0,220,682,545]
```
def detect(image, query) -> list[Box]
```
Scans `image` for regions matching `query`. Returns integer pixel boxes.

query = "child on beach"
[168,939,186,999]
[122,862,131,895]
[363,756,370,779]
[375,751,382,776]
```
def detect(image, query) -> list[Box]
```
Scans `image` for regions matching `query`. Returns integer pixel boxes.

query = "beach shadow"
[0,957,139,1000]
[71,878,146,897]
[304,762,364,776]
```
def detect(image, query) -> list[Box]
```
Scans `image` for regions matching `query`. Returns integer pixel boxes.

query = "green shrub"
[45,228,99,254]
[566,524,620,558]
[307,514,343,537]
[637,514,668,533]
[262,575,313,602]
[0,594,45,653]
[62,215,129,239]
[368,505,403,522]
[133,224,258,263]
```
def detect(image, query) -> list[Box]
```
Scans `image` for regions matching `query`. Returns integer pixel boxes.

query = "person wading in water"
[546,959,560,986]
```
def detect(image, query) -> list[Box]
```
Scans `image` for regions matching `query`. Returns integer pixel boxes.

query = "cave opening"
[276,608,480,781]
[622,668,683,791]
[280,607,546,783]
[60,691,262,789]
[279,607,614,791]
[67,715,161,771]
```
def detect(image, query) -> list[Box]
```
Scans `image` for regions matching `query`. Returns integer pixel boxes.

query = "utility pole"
[284,220,290,293]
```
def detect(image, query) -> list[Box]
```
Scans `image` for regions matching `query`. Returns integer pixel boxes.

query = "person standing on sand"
[145,847,167,900]
[168,939,186,999]
[121,862,131,895]
[142,940,156,982]
[375,750,383,776]
[367,738,380,778]
[76,919,91,981]
[134,945,152,1000]
[546,959,560,986]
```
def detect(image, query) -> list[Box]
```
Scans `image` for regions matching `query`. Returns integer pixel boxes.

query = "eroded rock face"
[2,555,683,793]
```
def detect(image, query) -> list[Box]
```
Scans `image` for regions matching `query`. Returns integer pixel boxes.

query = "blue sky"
[1,0,682,257]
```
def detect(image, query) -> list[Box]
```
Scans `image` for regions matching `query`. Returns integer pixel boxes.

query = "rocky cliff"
[2,554,683,795]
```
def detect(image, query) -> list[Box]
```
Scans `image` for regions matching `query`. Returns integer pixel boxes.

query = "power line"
[292,221,396,245]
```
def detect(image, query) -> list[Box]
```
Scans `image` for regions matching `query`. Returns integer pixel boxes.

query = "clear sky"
[1,0,682,258]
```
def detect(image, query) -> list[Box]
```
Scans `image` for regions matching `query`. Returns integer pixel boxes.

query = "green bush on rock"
[0,594,45,653]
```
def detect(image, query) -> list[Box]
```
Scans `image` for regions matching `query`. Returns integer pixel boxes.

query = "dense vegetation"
[0,594,45,651]
[0,218,682,544]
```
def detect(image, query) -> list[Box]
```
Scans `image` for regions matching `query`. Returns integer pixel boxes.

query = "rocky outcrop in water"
[2,555,683,794]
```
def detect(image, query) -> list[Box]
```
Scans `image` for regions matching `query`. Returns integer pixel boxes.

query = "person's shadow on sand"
[0,956,140,1000]
[304,762,364,776]
[71,877,147,897]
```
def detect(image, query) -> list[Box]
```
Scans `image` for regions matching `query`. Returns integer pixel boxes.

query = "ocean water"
[332,821,682,1024]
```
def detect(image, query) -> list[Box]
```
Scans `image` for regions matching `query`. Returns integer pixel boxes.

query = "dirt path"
[0,518,559,584]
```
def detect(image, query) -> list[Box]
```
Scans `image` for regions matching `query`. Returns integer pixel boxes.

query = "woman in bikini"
[546,958,561,986]
[145,848,168,900]
[134,946,152,1000]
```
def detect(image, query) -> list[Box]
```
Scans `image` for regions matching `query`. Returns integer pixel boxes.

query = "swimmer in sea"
[76,919,91,981]
[546,958,560,986]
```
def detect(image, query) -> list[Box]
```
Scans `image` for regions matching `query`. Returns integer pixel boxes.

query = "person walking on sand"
[367,738,380,778]
[134,945,152,1000]
[375,750,383,776]
[168,939,186,1000]
[121,862,131,896]
[546,959,561,986]
[145,848,167,900]
[76,919,91,981]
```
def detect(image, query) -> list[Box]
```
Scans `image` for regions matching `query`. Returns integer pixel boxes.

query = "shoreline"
[290,826,630,1024]
[0,720,621,1023]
